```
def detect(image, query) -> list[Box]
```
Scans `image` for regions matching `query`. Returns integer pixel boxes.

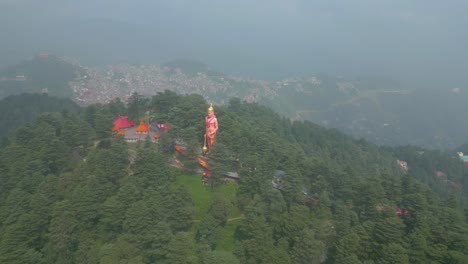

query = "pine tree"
[290,228,324,264]
[166,232,197,264]
[202,250,240,264]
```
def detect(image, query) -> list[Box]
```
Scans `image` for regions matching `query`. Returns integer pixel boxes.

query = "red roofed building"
[395,207,410,218]
[112,116,135,131]
[396,160,408,171]
[135,121,150,134]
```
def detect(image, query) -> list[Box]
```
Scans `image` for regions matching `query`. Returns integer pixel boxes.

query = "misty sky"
[1,0,467,88]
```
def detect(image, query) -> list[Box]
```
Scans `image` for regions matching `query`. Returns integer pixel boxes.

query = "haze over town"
[3,2,468,264]
[1,0,468,89]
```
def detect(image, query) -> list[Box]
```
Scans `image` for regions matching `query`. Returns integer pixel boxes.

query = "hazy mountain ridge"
[0,54,85,98]
[2,56,467,149]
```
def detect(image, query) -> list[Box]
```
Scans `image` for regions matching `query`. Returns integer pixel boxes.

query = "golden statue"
[203,103,218,153]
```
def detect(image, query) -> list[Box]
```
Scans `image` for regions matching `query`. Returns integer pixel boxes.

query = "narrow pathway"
[192,214,245,223]
[227,215,245,222]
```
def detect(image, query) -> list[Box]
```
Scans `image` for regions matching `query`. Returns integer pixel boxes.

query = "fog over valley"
[2,2,468,264]
[1,0,468,88]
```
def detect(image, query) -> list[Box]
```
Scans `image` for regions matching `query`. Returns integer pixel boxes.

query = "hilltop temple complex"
[110,104,238,184]
[112,115,164,143]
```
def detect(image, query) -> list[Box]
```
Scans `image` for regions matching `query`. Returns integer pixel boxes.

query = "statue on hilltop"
[203,104,218,153]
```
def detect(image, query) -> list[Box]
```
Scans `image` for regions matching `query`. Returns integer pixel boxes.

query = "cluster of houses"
[457,152,468,164]
[435,170,462,189]
[397,159,462,189]
[396,150,468,172]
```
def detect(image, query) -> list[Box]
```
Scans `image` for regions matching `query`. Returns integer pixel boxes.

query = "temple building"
[112,116,149,142]
[112,116,135,131]
[135,121,150,134]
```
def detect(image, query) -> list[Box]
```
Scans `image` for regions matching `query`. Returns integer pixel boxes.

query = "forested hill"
[3,56,467,149]
[0,91,467,263]
[0,93,80,142]
[0,54,84,99]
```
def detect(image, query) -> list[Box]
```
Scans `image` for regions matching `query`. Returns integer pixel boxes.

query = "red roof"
[135,121,150,133]
[395,207,409,217]
[175,145,184,153]
[112,116,135,131]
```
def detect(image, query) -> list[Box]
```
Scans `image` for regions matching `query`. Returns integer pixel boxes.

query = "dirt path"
[227,215,245,222]
[193,214,245,223]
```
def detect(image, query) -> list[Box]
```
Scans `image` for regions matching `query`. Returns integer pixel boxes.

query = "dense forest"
[0,93,80,142]
[0,92,467,263]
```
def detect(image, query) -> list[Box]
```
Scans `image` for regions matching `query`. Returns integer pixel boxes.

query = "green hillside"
[0,54,84,99]
[0,92,467,263]
[2,55,466,150]
[262,77,468,150]
[0,93,81,141]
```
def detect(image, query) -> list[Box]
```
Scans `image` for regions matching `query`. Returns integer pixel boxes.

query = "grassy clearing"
[175,173,214,220]
[175,173,244,253]
[216,219,242,251]
[175,174,241,220]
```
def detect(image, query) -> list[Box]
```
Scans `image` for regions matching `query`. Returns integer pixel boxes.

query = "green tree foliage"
[0,91,467,263]
[108,98,127,116]
[99,237,144,264]
[166,232,198,264]
[127,92,147,121]
[132,148,173,187]
[202,250,240,264]
[150,90,180,118]
[290,228,324,264]
[196,194,230,247]
[0,94,80,140]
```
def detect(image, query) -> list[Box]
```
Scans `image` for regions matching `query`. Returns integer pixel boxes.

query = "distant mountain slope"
[261,77,468,150]
[454,140,468,154]
[0,54,85,98]
[2,56,467,149]
[0,93,81,140]
[71,59,468,149]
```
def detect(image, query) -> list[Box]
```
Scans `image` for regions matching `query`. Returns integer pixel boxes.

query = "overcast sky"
[1,0,467,87]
